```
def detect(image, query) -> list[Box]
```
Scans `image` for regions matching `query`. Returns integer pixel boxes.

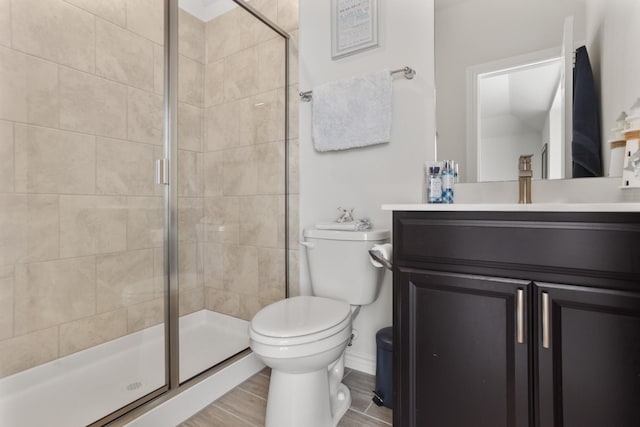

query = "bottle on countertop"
[441,160,455,204]
[427,166,442,203]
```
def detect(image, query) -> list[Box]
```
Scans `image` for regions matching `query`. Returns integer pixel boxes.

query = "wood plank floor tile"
[182,368,392,426]
[349,385,374,413]
[365,402,393,425]
[214,388,267,426]
[343,369,376,393]
[258,367,271,377]
[238,373,270,399]
[337,409,391,427]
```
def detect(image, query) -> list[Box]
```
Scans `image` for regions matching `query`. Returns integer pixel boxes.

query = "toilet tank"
[303,228,390,305]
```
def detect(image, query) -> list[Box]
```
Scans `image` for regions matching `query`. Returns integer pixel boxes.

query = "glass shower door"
[176,0,288,382]
[0,0,168,425]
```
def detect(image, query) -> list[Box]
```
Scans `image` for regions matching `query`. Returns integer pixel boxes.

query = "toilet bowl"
[250,296,354,427]
[249,227,390,427]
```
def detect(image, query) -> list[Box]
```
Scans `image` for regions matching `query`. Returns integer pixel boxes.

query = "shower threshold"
[0,310,249,427]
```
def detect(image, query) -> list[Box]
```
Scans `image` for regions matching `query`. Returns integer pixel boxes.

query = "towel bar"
[299,66,416,102]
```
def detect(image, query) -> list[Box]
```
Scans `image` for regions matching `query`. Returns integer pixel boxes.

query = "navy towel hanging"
[572,45,602,178]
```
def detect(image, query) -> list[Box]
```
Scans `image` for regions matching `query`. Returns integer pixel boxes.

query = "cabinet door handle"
[542,291,550,349]
[516,289,524,344]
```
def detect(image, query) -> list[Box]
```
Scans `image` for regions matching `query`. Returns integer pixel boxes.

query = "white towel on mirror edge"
[312,69,392,152]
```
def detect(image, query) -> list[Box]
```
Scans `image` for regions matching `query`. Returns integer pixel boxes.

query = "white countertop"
[381,203,640,212]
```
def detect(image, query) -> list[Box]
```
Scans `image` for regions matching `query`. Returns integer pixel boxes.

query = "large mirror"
[435,0,639,183]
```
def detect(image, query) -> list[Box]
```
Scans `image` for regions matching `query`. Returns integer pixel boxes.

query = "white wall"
[479,127,541,182]
[548,86,563,179]
[299,0,435,373]
[584,0,640,176]
[454,177,640,204]
[435,0,586,181]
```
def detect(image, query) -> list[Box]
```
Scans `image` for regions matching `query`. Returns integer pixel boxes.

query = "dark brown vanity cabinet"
[396,268,532,427]
[392,211,640,427]
[535,282,640,427]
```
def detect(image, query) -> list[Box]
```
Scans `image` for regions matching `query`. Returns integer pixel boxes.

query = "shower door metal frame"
[89,0,291,425]
[165,0,292,390]
[165,0,180,391]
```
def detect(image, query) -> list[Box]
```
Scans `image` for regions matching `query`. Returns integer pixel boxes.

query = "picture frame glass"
[331,0,379,59]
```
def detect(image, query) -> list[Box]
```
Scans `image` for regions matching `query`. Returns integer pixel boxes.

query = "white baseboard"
[345,350,376,376]
[125,353,264,427]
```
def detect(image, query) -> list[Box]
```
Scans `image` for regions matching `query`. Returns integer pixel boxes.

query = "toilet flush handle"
[300,241,315,249]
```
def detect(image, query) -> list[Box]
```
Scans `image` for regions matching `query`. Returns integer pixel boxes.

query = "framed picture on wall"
[331,0,379,60]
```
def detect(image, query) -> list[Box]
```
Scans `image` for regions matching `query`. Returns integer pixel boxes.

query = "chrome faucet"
[518,155,533,204]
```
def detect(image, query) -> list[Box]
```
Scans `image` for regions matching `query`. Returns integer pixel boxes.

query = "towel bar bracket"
[396,66,416,80]
[300,90,312,102]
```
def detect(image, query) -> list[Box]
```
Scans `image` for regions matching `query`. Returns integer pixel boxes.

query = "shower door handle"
[156,159,169,185]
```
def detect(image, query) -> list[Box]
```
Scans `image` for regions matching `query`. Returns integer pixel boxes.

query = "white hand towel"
[312,70,392,152]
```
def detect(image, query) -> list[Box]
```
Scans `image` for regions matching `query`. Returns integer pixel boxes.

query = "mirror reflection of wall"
[435,0,586,183]
[476,57,563,182]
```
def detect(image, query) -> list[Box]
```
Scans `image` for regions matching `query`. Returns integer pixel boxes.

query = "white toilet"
[249,227,390,427]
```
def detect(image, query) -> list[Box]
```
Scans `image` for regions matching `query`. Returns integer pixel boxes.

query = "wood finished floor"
[180,368,392,427]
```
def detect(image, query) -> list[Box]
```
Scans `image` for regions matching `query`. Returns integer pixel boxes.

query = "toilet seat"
[250,296,352,347]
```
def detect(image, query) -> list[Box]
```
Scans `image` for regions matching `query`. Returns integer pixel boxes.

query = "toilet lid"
[250,296,351,340]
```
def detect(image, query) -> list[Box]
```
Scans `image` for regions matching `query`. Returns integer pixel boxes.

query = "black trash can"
[373,326,393,408]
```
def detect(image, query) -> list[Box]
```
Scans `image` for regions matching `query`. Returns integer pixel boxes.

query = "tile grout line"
[10,118,165,151]
[346,408,393,426]
[7,43,157,98]
[364,408,393,425]
[236,385,268,402]
[211,403,260,427]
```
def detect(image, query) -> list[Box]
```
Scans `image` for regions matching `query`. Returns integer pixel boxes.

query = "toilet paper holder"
[369,246,393,271]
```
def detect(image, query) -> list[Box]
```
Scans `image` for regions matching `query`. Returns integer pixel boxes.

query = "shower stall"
[0,0,291,425]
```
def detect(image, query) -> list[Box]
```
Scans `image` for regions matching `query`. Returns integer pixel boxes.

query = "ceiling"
[179,0,238,22]
[434,0,473,10]
[479,59,562,136]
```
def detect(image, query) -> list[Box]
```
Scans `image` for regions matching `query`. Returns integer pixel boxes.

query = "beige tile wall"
[201,0,299,320]
[0,0,299,379]
[0,0,167,379]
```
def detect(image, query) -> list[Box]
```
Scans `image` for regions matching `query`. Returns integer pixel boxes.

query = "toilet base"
[265,368,351,427]
[330,382,352,426]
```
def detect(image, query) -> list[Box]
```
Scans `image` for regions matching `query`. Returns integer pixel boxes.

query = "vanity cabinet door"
[395,268,531,427]
[535,283,640,427]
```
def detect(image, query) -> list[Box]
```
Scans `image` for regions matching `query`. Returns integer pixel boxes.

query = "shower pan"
[0,0,290,425]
